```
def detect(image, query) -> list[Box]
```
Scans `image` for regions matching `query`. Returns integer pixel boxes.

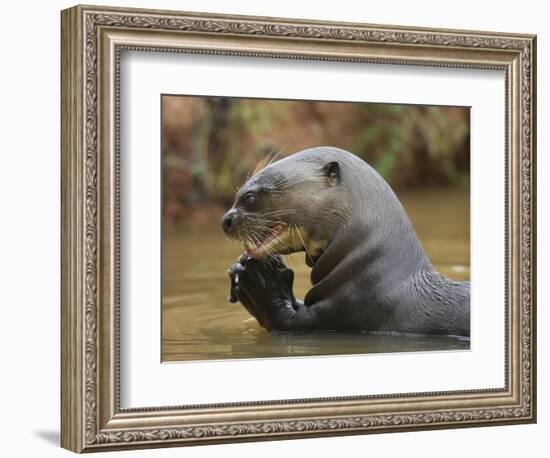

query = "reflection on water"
[162,189,470,362]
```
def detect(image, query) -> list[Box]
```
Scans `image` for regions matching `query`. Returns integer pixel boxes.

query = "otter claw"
[239,253,251,265]
[228,265,241,303]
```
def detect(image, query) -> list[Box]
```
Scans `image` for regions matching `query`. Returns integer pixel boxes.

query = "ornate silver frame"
[61,4,537,453]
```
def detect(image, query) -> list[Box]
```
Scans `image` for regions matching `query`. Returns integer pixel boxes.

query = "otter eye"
[244,193,257,210]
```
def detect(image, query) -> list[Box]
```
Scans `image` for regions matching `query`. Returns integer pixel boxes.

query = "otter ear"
[323,161,340,186]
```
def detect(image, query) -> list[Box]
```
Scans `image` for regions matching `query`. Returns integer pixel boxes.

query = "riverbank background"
[161,96,471,361]
[162,96,470,228]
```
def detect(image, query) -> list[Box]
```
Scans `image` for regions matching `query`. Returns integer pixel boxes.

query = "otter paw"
[227,255,297,329]
[227,257,266,327]
[239,256,292,299]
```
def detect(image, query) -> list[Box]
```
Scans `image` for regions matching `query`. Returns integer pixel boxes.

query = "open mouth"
[244,223,288,259]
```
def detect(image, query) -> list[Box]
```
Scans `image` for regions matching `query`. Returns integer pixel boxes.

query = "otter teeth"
[245,224,285,257]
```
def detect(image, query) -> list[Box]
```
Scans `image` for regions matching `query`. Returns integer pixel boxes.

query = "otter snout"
[221,209,238,235]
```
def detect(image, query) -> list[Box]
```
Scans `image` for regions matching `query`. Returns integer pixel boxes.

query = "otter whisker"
[261,209,297,217]
[252,145,289,180]
[264,171,302,188]
[271,233,287,260]
[293,224,314,265]
[261,209,296,214]
[250,160,263,179]
[260,226,285,245]
[245,165,254,181]
[262,220,287,228]
[249,152,275,180]
[246,156,266,181]
[247,229,263,246]
[254,157,269,175]
[248,226,269,238]
[248,232,263,252]
[247,228,278,253]
[258,227,284,252]
[259,216,287,223]
[265,145,288,168]
[261,218,293,226]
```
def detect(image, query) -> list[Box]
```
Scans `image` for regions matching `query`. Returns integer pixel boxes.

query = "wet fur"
[224,147,470,337]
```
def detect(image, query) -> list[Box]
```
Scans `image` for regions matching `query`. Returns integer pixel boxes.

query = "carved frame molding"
[61,4,536,452]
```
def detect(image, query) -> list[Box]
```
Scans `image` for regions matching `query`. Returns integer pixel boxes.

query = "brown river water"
[162,189,470,362]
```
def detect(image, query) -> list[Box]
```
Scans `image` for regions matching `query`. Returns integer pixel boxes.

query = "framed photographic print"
[61,4,537,453]
[161,95,471,363]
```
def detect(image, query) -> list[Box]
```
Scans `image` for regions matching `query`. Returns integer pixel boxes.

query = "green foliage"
[374,126,406,179]
[162,96,470,222]
[351,124,383,153]
[352,105,469,185]
[229,102,273,135]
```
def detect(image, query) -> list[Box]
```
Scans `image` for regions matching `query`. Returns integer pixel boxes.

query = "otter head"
[221,152,351,265]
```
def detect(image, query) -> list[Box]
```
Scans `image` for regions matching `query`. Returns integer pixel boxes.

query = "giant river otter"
[221,147,470,337]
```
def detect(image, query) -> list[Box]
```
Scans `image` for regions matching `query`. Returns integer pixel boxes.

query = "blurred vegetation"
[162,96,469,225]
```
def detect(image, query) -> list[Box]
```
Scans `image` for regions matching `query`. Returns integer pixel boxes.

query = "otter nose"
[221,210,237,234]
